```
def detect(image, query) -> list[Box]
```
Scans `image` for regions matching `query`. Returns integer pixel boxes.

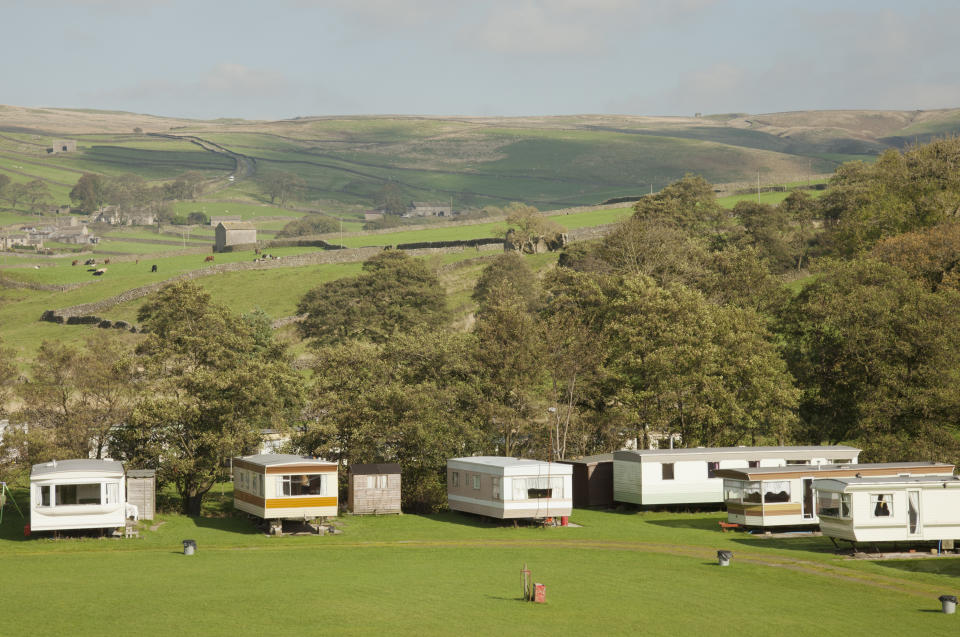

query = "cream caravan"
[447,457,572,520]
[233,454,338,521]
[30,459,127,533]
[613,446,860,507]
[814,475,960,545]
[717,461,954,529]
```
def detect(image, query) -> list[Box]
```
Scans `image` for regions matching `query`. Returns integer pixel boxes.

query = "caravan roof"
[31,459,124,478]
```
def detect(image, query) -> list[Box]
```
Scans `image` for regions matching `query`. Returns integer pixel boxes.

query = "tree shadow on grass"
[872,557,960,578]
[645,517,727,532]
[727,535,839,555]
[189,514,262,535]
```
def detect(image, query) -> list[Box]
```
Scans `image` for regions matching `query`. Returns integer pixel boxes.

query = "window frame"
[707,461,720,479]
[661,463,675,481]
[451,471,459,488]
[472,474,481,490]
[277,473,326,497]
[870,493,893,518]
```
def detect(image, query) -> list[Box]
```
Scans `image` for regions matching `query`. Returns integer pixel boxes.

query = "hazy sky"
[3,0,959,120]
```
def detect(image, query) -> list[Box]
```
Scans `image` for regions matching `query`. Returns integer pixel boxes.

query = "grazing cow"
[93,268,106,276]
[104,258,110,265]
[71,260,78,266]
[151,264,158,273]
[84,258,96,266]
[204,255,214,262]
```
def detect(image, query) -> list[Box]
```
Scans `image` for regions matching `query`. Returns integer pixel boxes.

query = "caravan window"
[512,477,565,500]
[492,477,501,500]
[870,494,892,517]
[724,482,743,503]
[451,472,459,488]
[55,483,102,505]
[38,485,51,506]
[707,462,720,479]
[472,475,481,490]
[817,492,851,519]
[278,474,326,496]
[742,482,762,503]
[661,463,675,480]
[763,481,791,503]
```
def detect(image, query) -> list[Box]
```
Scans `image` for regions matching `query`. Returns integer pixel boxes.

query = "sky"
[3,0,960,121]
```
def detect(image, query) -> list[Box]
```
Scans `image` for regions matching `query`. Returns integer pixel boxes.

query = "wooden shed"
[125,469,156,521]
[348,463,402,514]
[561,453,613,508]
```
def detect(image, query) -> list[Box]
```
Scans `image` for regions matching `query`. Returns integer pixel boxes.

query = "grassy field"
[1,489,958,637]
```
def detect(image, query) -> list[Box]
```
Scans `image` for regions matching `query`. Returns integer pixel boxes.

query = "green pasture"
[1,496,957,637]
[171,200,307,220]
[0,210,37,227]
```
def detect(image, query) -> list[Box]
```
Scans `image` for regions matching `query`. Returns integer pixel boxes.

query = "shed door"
[906,490,921,535]
[802,478,814,519]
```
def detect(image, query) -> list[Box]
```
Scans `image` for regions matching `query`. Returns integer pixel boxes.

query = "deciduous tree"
[297,251,449,345]
[114,281,303,515]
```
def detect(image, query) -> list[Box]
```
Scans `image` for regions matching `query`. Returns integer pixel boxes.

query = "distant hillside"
[2,105,959,212]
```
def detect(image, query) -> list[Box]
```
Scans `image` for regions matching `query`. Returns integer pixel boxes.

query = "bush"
[276,215,339,237]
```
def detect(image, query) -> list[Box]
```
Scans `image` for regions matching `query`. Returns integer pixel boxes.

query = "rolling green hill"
[2,105,959,216]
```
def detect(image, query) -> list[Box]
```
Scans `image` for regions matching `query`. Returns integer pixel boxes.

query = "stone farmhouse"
[214,221,257,252]
[409,202,453,217]
[92,208,156,226]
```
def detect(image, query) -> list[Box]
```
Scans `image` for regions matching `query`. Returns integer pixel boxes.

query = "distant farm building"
[363,210,385,222]
[409,202,452,217]
[47,140,77,154]
[348,463,402,514]
[93,208,156,226]
[214,221,257,252]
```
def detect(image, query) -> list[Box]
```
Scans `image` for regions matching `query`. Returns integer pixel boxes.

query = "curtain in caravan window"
[513,478,527,500]
[511,477,564,499]
[908,491,920,534]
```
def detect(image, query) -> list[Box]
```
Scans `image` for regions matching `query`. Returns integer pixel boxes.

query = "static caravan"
[233,454,338,521]
[447,457,572,520]
[30,459,127,533]
[561,454,614,508]
[717,461,954,529]
[814,475,960,545]
[348,463,402,514]
[613,445,861,507]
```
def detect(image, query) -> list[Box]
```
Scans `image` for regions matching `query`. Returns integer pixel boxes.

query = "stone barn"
[348,463,402,514]
[47,140,77,154]
[409,202,452,217]
[214,221,257,252]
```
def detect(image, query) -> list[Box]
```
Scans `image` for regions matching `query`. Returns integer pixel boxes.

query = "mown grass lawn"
[1,493,958,637]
